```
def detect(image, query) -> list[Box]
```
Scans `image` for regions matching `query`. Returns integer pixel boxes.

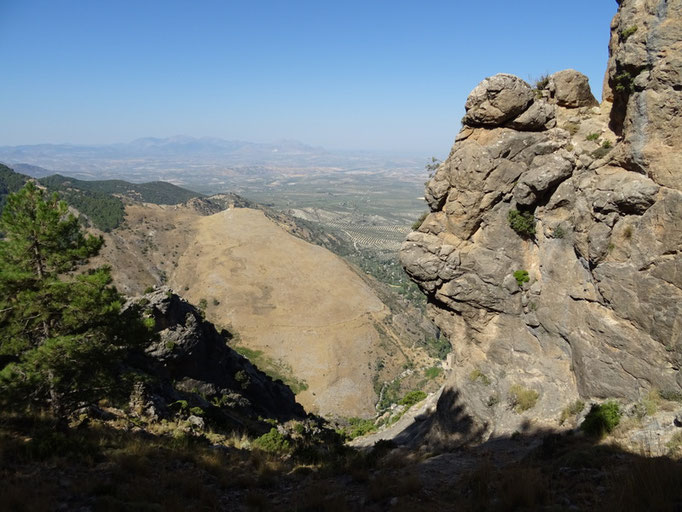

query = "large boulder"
[462,74,534,127]
[548,69,599,108]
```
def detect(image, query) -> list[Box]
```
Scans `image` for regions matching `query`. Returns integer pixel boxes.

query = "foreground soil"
[2,414,681,512]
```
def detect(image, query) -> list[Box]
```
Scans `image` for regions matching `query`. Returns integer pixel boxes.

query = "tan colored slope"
[170,208,388,416]
[98,201,442,418]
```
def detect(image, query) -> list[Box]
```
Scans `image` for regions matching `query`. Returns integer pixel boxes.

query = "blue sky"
[0,1,618,155]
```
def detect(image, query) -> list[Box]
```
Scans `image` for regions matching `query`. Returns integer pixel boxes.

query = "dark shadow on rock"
[394,388,488,450]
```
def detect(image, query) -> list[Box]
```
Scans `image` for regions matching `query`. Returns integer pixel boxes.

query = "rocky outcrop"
[124,288,305,430]
[400,0,681,447]
[548,69,599,108]
[604,0,682,189]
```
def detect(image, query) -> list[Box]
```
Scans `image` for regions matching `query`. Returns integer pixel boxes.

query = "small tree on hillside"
[0,181,150,424]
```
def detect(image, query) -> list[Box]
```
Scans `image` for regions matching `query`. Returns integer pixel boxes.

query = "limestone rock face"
[604,0,682,189]
[400,0,681,447]
[548,69,599,108]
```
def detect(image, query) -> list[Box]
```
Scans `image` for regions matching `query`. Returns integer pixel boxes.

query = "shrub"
[144,286,155,294]
[602,140,613,149]
[411,211,429,231]
[508,210,536,237]
[253,428,291,453]
[534,74,550,91]
[615,71,635,94]
[559,400,585,425]
[580,401,621,437]
[399,390,427,409]
[513,270,530,287]
[563,121,580,136]
[621,25,638,41]
[198,298,208,310]
[551,226,566,239]
[345,417,377,439]
[591,146,612,160]
[586,132,600,141]
[469,369,491,386]
[509,385,539,413]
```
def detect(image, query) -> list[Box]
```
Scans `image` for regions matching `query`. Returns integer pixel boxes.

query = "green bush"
[509,385,539,413]
[513,270,530,287]
[399,390,427,409]
[615,71,635,94]
[621,25,638,41]
[508,210,536,237]
[253,428,291,453]
[581,401,621,437]
[586,133,600,141]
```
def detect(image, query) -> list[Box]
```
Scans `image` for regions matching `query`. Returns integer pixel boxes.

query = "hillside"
[96,198,442,418]
[0,164,29,211]
[39,174,201,204]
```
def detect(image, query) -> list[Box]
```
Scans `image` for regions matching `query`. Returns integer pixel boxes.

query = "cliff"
[399,0,681,446]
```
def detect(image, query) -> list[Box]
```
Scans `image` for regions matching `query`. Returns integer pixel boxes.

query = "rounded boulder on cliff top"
[548,69,599,108]
[462,74,534,127]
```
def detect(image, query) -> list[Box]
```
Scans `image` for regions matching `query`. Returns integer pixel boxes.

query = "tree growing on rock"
[0,182,150,425]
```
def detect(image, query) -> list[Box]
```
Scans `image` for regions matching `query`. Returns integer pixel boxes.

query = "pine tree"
[0,181,149,424]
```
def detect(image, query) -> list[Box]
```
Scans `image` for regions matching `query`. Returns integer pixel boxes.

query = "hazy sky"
[1,1,618,155]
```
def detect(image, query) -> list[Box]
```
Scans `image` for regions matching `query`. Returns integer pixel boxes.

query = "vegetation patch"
[551,225,566,239]
[424,336,451,360]
[508,210,536,237]
[509,385,539,413]
[252,428,291,454]
[513,270,530,287]
[469,369,491,386]
[586,132,601,141]
[341,417,377,440]
[424,366,443,380]
[621,25,638,41]
[581,401,621,437]
[399,390,427,409]
[563,121,580,136]
[411,211,429,231]
[559,400,585,425]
